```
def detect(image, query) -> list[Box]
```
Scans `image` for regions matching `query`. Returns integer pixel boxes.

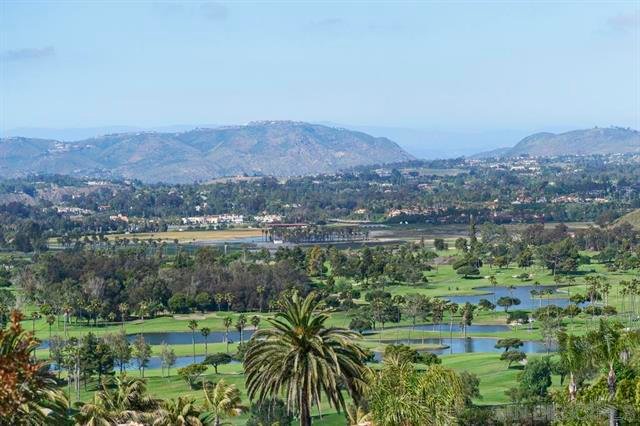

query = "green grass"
[441,352,563,404]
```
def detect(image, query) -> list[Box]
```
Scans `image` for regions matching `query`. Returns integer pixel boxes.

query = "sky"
[1,1,639,155]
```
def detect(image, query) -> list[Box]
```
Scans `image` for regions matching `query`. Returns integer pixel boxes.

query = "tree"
[75,374,157,424]
[204,352,232,374]
[223,316,233,353]
[459,302,475,338]
[368,358,465,426]
[244,292,368,426]
[434,238,447,251]
[201,327,211,357]
[195,292,211,313]
[456,264,480,278]
[202,379,244,426]
[168,293,192,314]
[0,310,68,424]
[246,398,293,426]
[500,350,526,368]
[177,363,208,389]
[557,332,590,402]
[478,298,495,311]
[251,315,261,331]
[188,320,199,363]
[587,319,639,425]
[236,313,247,344]
[349,317,373,334]
[132,334,152,378]
[403,294,429,334]
[152,396,203,426]
[0,289,16,327]
[447,302,459,353]
[497,296,521,312]
[104,330,131,373]
[384,344,422,364]
[160,343,177,378]
[495,338,524,352]
[519,357,552,398]
[118,302,129,329]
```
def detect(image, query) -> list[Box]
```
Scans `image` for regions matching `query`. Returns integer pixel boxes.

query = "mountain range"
[473,127,640,158]
[0,121,413,183]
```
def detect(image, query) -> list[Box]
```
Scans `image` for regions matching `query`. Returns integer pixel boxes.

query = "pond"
[387,323,511,334]
[373,337,555,361]
[38,329,255,350]
[445,285,579,310]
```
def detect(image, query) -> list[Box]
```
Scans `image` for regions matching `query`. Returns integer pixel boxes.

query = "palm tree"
[587,320,639,425]
[75,374,157,425]
[30,311,41,333]
[63,304,72,337]
[447,302,459,354]
[459,302,475,339]
[346,404,372,426]
[201,327,211,357]
[488,275,497,304]
[236,314,247,344]
[244,292,368,426]
[0,310,68,425]
[251,315,261,331]
[151,397,202,426]
[558,332,589,402]
[187,320,198,363]
[256,285,265,312]
[368,356,464,426]
[201,379,244,426]
[118,303,129,330]
[223,316,233,353]
[138,301,149,324]
[214,293,224,312]
[225,293,236,311]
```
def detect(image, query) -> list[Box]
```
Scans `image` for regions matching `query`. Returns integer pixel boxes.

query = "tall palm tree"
[488,275,498,304]
[251,315,261,330]
[118,303,129,330]
[236,314,247,344]
[557,332,589,402]
[223,316,233,353]
[201,379,244,426]
[256,285,266,312]
[244,292,368,426]
[151,397,203,426]
[587,320,639,425]
[200,327,211,357]
[188,320,199,363]
[447,302,459,354]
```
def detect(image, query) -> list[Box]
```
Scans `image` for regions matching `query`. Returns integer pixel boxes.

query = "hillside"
[617,210,640,228]
[473,127,640,158]
[0,121,413,183]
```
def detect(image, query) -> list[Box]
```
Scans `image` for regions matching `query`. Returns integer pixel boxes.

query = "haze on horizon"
[1,1,639,157]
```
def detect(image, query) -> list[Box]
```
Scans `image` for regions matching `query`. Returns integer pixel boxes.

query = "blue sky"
[1,1,639,146]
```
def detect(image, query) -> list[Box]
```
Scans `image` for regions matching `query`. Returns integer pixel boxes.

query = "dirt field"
[105,228,263,242]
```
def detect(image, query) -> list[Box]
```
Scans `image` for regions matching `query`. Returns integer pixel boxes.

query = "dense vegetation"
[2,158,640,424]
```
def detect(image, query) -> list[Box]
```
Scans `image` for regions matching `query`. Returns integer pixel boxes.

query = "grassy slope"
[617,209,640,228]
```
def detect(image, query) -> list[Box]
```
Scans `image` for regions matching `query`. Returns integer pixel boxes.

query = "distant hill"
[473,127,640,158]
[0,121,413,183]
[617,210,640,228]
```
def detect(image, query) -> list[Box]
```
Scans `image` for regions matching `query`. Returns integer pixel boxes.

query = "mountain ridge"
[472,127,640,158]
[0,121,413,183]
